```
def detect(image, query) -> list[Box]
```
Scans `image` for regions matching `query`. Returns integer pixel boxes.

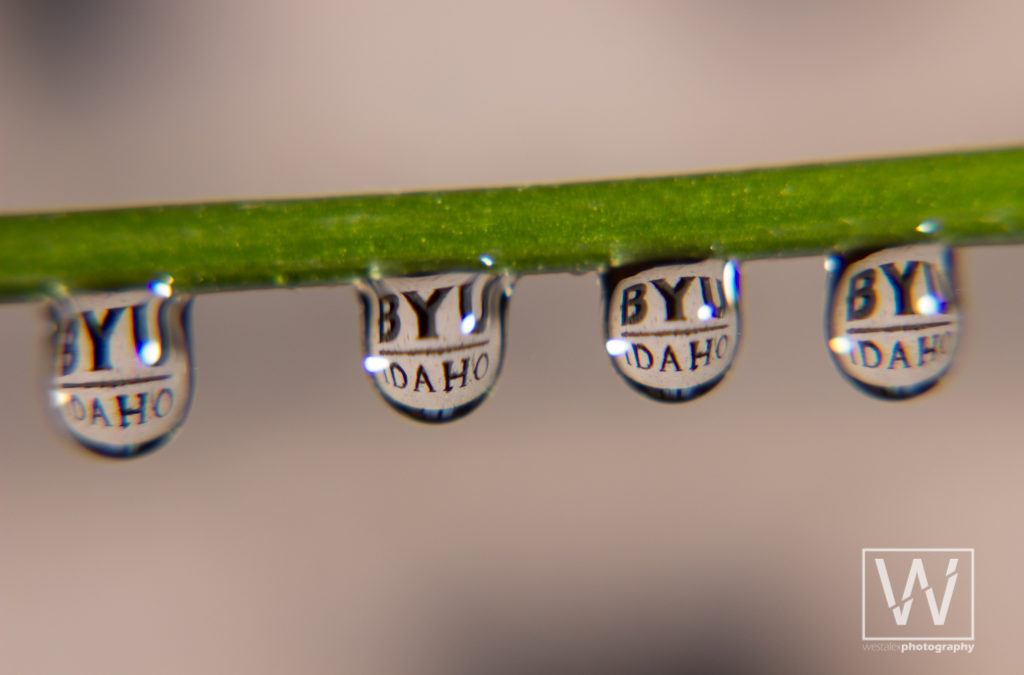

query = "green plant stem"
[1,147,1022,301]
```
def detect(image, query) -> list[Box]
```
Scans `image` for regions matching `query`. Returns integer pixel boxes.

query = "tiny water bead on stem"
[602,259,741,402]
[825,244,959,400]
[356,271,514,423]
[48,276,195,458]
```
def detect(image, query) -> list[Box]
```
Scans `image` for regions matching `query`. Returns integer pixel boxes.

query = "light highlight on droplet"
[49,390,71,408]
[916,294,940,316]
[139,340,161,366]
[828,336,854,354]
[363,355,390,373]
[723,260,740,305]
[149,276,173,298]
[697,304,714,321]
[605,338,630,356]
[479,255,494,267]
[460,314,477,334]
[917,220,942,234]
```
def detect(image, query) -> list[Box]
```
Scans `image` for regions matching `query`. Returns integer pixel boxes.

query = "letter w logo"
[874,557,959,625]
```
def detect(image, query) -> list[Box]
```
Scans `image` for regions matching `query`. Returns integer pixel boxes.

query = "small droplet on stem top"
[357,271,514,423]
[602,259,741,402]
[48,278,195,458]
[825,244,959,399]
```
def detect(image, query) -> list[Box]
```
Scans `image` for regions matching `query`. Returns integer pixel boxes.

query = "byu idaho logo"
[358,272,513,422]
[827,244,959,399]
[862,549,974,640]
[50,286,194,458]
[603,259,740,402]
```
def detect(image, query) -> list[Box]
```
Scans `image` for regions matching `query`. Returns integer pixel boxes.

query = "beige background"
[2,1,1023,673]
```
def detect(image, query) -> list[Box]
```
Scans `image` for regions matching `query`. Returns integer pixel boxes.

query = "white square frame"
[861,548,975,641]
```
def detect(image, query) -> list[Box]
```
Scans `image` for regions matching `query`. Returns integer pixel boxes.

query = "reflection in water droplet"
[825,244,959,399]
[48,280,195,458]
[602,259,741,402]
[357,272,513,423]
[917,219,942,234]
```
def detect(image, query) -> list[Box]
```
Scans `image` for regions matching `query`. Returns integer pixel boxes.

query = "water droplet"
[48,281,195,458]
[825,244,959,399]
[916,219,942,234]
[602,259,741,402]
[148,273,174,298]
[357,272,513,422]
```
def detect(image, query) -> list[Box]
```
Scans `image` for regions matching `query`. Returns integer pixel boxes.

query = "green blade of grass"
[1,147,1022,301]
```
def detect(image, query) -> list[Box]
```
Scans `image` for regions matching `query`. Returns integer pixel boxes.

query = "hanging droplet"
[357,271,513,422]
[602,259,741,402]
[825,244,959,399]
[48,278,195,458]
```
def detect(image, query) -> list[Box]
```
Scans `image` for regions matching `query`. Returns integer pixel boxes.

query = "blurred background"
[1,1,1023,673]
